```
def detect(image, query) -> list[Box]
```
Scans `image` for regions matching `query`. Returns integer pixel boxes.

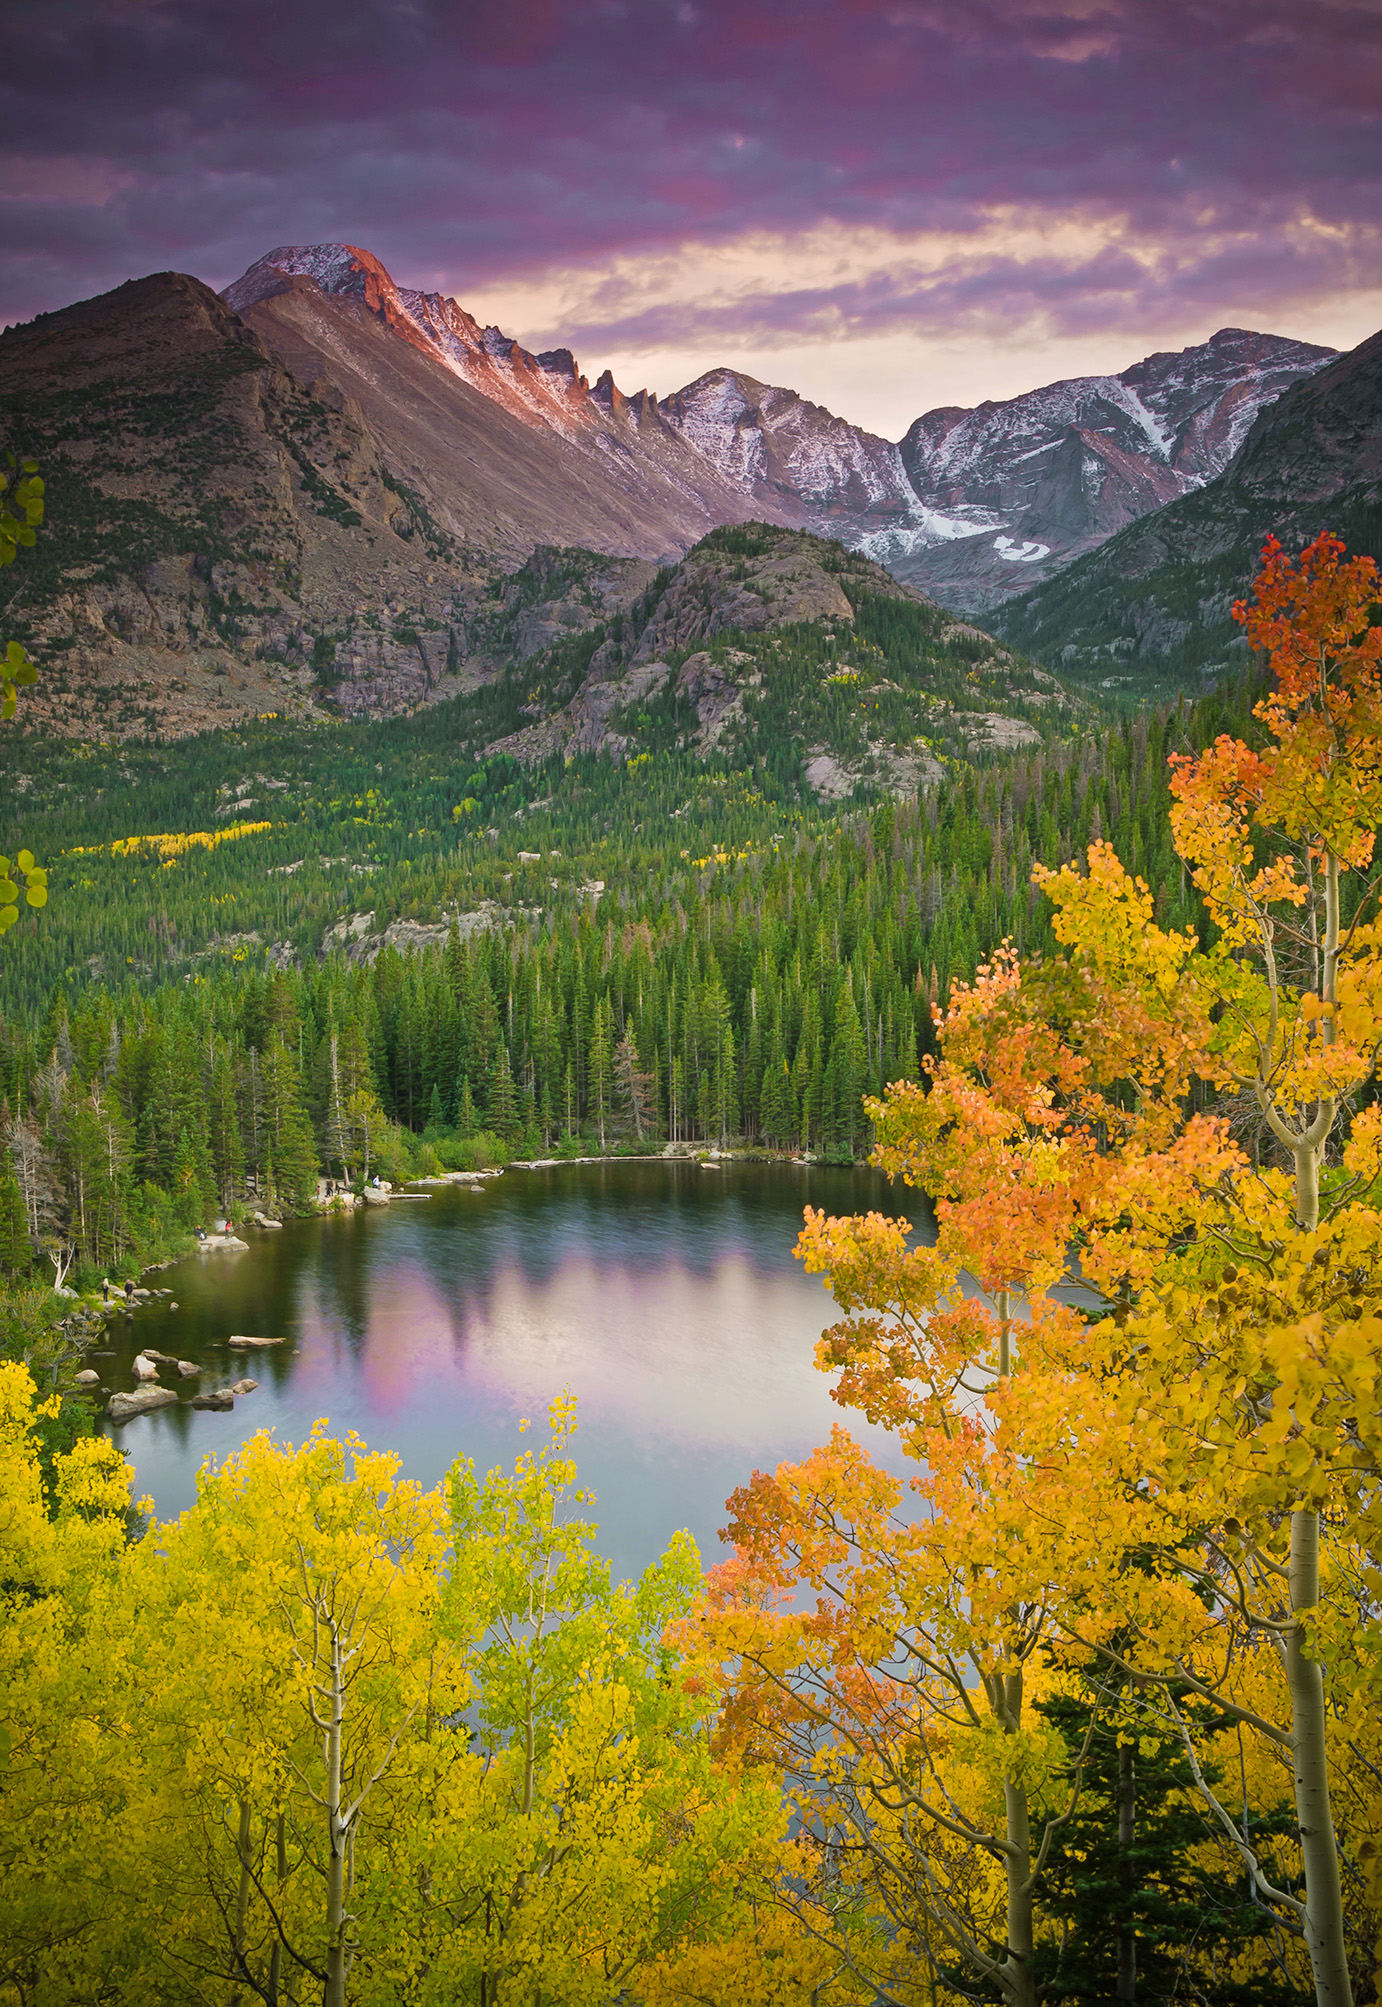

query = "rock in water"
[190,1389,235,1411]
[74,1368,100,1386]
[227,1334,286,1348]
[230,1379,258,1396]
[132,1354,159,1381]
[176,1360,200,1378]
[107,1387,178,1422]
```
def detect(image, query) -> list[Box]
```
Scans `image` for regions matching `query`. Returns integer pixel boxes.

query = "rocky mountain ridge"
[222,244,802,564]
[221,246,1332,615]
[0,241,1346,741]
[993,324,1382,697]
[472,523,1071,794]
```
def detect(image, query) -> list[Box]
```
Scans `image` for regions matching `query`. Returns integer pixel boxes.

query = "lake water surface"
[97,1161,927,1578]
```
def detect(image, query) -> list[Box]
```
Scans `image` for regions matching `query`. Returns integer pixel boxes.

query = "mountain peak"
[221,242,643,438]
[222,242,396,315]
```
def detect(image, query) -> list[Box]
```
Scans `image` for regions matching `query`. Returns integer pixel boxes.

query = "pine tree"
[170,1127,215,1231]
[488,1044,520,1142]
[0,1167,32,1275]
[260,1033,319,1212]
[587,996,614,1149]
[1035,1683,1299,2006]
[613,1029,655,1142]
[455,1077,479,1138]
[207,1045,245,1208]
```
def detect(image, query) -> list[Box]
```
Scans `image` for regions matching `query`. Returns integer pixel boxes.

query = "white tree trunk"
[1286,1510,1353,2006]
[323,1611,350,2007]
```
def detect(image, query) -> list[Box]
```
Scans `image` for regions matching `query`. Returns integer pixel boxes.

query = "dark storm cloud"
[0,0,1377,340]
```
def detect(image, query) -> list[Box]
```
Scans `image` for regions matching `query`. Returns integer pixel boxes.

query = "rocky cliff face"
[993,326,1382,697]
[222,244,791,566]
[654,332,1332,617]
[0,270,487,738]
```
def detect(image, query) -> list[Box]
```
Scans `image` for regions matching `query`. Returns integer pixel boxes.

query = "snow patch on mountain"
[221,245,1338,616]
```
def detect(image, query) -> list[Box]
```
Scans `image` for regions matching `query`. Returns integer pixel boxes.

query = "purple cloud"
[0,0,1376,377]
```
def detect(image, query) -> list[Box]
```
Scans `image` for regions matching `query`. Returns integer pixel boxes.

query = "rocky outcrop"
[486,526,916,767]
[107,1387,178,1422]
[318,906,497,966]
[479,523,1060,785]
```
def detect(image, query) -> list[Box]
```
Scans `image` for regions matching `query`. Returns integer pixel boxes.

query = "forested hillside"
[0,679,1244,1286]
[0,525,1080,1014]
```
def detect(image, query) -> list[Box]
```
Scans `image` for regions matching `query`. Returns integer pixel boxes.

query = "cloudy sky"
[2,0,1379,436]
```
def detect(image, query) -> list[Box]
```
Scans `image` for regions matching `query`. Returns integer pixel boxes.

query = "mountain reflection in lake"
[99,1161,928,1578]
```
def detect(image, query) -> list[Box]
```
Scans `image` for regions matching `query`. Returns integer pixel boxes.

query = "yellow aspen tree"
[689,1201,1106,2007]
[0,1362,134,2002]
[121,1424,453,2006]
[370,1398,793,2006]
[790,535,1382,2007]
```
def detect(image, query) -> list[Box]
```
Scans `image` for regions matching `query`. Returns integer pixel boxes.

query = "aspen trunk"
[269,1810,286,2005]
[1286,1509,1353,2007]
[1001,1773,1037,2007]
[1000,1671,1037,2007]
[1280,932,1352,2007]
[1116,1743,1136,2007]
[1295,1141,1321,1237]
[323,1614,350,2007]
[995,1288,1013,1380]
[231,1796,252,1998]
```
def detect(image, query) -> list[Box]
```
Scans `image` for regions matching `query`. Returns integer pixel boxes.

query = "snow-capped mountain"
[878,328,1335,610]
[996,322,1382,693]
[219,246,1334,613]
[659,369,919,535]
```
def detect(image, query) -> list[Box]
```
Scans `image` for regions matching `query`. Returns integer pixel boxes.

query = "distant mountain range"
[223,244,1333,615]
[994,327,1382,698]
[0,239,1373,744]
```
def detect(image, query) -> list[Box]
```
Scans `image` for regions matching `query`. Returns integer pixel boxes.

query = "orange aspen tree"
[720,536,1382,2007]
[1020,533,1382,2005]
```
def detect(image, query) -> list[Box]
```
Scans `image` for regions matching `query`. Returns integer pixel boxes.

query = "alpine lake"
[95,1160,929,1578]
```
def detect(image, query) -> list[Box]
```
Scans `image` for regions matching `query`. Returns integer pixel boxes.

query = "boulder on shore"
[107,1387,178,1422]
